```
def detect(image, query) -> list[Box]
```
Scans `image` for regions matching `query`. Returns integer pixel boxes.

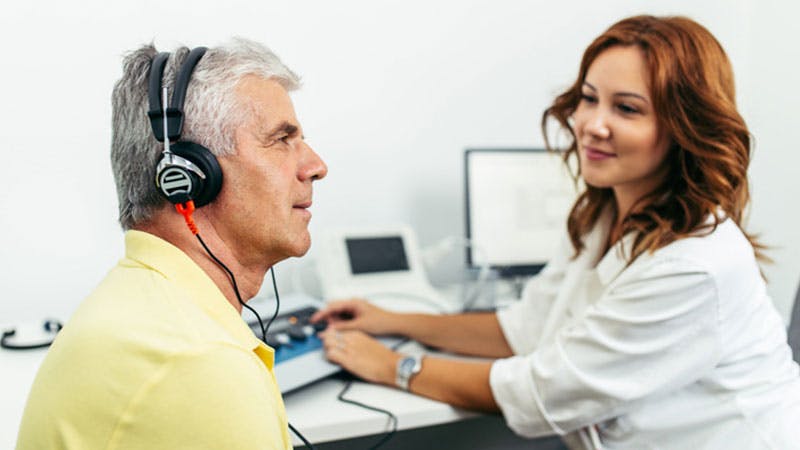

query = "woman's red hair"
[542,15,764,263]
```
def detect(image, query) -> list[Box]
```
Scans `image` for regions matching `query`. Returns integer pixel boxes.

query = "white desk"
[0,286,538,449]
[0,344,470,448]
[282,339,477,446]
[1,344,567,450]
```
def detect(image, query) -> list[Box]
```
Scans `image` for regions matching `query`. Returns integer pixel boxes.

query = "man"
[16,38,327,449]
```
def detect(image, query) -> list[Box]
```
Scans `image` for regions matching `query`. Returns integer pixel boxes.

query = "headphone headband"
[148,46,223,207]
[147,47,208,142]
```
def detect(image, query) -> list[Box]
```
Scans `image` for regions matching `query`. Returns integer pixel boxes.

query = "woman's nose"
[584,111,611,140]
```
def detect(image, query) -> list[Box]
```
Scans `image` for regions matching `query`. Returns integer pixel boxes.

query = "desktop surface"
[0,327,474,449]
[0,291,524,449]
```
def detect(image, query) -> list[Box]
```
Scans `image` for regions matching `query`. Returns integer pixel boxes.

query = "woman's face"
[573,45,671,211]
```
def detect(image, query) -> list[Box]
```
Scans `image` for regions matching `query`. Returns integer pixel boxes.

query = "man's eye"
[267,135,289,146]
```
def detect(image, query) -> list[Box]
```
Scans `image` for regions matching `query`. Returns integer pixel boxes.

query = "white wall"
[744,0,800,321]
[1,0,798,324]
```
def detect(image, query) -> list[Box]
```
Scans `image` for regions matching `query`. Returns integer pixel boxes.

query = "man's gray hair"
[111,37,300,230]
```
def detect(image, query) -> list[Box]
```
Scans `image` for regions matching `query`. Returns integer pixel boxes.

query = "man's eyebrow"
[264,121,298,139]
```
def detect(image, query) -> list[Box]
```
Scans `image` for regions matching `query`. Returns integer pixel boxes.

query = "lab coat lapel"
[595,232,636,287]
[540,214,612,340]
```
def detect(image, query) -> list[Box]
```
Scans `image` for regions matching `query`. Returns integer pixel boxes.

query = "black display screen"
[346,236,410,274]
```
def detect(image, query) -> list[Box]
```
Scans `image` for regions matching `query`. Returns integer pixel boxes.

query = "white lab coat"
[489,213,800,449]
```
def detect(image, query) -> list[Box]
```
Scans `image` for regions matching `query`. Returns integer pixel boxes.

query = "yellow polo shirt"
[17,230,291,450]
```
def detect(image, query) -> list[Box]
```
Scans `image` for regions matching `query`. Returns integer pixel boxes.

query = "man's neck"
[134,208,267,313]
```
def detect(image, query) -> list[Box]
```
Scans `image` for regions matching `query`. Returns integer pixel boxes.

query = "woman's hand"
[311,298,399,336]
[318,328,401,385]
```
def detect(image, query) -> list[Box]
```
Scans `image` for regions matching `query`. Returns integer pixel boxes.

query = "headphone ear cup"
[169,142,223,207]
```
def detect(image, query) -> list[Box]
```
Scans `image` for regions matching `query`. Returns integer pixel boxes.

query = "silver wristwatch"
[395,354,423,390]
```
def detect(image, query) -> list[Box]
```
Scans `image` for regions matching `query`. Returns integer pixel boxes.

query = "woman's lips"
[584,146,616,161]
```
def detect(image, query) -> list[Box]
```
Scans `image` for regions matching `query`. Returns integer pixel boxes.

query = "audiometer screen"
[346,237,410,274]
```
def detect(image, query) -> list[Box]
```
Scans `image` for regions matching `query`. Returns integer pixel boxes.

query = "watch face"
[397,356,421,390]
[400,357,416,374]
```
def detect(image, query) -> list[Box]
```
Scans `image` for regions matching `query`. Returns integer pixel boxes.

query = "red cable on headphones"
[175,201,199,235]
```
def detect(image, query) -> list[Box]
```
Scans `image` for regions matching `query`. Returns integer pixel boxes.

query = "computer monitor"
[464,148,577,277]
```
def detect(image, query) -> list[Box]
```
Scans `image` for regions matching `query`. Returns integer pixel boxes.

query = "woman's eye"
[580,93,597,103]
[618,103,639,114]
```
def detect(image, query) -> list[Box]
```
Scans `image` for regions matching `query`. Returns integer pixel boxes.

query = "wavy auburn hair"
[542,15,764,263]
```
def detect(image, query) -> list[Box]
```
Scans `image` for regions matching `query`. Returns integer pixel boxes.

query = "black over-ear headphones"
[1,320,63,350]
[148,47,223,207]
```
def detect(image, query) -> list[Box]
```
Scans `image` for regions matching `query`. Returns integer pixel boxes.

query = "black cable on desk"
[289,422,315,448]
[337,380,398,450]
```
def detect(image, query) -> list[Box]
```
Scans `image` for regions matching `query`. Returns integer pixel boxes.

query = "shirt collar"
[592,211,727,285]
[595,232,636,286]
[123,230,270,359]
[579,210,636,286]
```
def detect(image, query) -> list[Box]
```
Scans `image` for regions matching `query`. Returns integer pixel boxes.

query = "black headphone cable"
[176,201,315,449]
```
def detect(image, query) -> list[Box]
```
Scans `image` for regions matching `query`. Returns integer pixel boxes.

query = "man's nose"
[300,143,328,181]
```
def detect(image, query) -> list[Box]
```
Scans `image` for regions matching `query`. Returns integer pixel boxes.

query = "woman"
[313,15,800,449]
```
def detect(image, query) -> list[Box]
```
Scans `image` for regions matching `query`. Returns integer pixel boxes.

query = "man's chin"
[291,246,311,258]
[288,234,312,258]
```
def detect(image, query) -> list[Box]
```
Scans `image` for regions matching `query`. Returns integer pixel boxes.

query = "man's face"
[207,76,327,267]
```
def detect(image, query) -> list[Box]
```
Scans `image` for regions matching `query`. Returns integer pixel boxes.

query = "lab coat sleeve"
[489,257,721,438]
[496,234,572,354]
